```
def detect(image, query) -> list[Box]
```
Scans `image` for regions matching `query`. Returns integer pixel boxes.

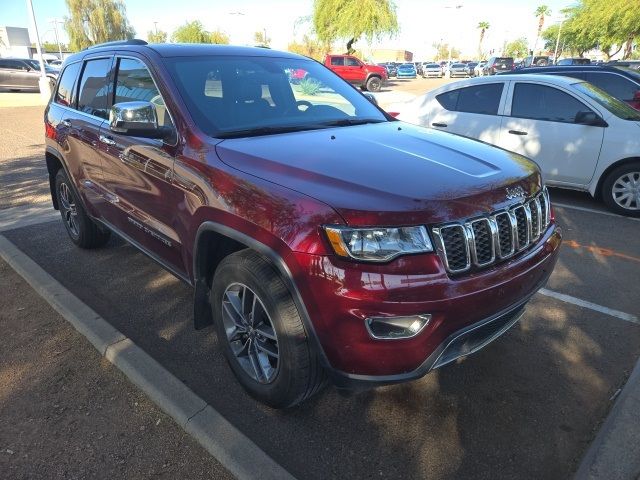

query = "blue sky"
[5,0,572,58]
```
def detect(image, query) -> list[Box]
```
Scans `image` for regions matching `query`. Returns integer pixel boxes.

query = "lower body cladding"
[293,225,562,388]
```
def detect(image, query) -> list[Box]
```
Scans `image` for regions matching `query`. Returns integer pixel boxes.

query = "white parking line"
[0,235,296,480]
[538,288,639,325]
[553,203,640,222]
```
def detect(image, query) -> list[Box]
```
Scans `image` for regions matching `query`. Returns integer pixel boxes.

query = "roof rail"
[86,39,148,50]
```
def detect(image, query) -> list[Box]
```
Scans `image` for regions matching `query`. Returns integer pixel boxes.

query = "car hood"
[215,122,541,226]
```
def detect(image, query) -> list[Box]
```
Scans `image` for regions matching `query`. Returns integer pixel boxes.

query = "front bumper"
[293,224,562,386]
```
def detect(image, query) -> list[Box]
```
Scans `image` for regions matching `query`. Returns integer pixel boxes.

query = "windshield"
[573,82,640,120]
[426,64,439,68]
[163,55,387,138]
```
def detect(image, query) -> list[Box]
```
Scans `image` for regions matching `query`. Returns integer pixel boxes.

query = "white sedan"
[397,74,640,216]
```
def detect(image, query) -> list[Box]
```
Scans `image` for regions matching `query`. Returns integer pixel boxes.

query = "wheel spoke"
[255,337,279,358]
[230,337,251,358]
[255,323,277,341]
[222,297,246,329]
[247,340,263,380]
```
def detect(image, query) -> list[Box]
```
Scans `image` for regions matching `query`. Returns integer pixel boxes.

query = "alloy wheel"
[58,182,80,237]
[221,283,279,384]
[612,171,640,211]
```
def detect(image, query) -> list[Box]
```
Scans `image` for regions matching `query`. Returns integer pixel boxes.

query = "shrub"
[299,77,321,96]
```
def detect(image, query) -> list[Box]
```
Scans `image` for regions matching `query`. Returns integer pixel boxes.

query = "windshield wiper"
[319,118,386,127]
[216,124,330,139]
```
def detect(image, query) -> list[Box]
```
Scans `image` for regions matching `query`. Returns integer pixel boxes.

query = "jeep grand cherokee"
[44,40,562,408]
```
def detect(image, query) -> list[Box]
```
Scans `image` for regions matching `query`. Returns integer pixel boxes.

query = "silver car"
[422,63,442,78]
[0,58,58,91]
[448,63,468,78]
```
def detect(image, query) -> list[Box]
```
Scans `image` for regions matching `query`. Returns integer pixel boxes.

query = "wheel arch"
[45,147,65,209]
[592,156,640,197]
[191,221,329,370]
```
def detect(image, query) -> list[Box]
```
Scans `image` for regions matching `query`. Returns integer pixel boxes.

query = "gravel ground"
[0,258,232,480]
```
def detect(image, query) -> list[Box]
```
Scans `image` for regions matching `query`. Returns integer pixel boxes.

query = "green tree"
[503,37,529,58]
[477,21,490,59]
[64,0,135,51]
[541,21,595,58]
[210,29,230,44]
[313,0,399,54]
[254,30,271,47]
[42,41,69,52]
[432,41,459,61]
[147,29,167,43]
[171,20,211,43]
[533,5,552,54]
[287,34,325,61]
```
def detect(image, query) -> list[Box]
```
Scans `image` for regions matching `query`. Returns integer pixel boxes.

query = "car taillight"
[387,112,400,118]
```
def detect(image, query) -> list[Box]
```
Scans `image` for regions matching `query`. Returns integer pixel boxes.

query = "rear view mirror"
[109,101,169,139]
[575,111,607,127]
[363,93,378,105]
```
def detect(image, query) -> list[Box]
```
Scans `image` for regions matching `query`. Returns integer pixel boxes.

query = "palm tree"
[533,5,551,55]
[477,21,490,59]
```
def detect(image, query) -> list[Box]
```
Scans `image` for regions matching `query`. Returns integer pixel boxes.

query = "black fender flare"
[192,221,332,370]
[45,145,83,211]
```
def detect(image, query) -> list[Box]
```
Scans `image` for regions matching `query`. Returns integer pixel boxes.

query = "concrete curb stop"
[0,235,296,480]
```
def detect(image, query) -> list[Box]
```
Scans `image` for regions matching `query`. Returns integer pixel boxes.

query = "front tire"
[54,170,111,248]
[211,250,326,408]
[601,162,640,217]
[365,76,382,92]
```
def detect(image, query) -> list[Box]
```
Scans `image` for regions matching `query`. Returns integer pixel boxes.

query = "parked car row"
[0,58,59,91]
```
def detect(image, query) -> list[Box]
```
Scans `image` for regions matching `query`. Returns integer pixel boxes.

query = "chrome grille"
[432,187,551,274]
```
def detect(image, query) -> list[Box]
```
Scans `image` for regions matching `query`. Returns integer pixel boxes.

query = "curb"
[0,234,296,480]
[574,358,640,480]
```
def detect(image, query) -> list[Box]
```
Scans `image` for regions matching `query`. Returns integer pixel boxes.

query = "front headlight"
[323,225,433,262]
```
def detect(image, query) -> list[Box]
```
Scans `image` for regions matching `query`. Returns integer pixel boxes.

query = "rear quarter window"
[436,83,503,115]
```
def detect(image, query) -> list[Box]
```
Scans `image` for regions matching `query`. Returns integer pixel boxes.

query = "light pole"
[153,21,158,34]
[49,18,63,59]
[553,17,565,63]
[26,0,50,101]
[444,4,463,69]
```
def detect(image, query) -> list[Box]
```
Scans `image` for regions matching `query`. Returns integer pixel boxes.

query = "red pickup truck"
[324,54,387,92]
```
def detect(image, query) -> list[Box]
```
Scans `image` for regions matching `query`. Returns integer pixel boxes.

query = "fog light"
[365,314,431,340]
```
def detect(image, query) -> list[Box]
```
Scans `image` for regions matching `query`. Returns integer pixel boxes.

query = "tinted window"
[582,72,638,101]
[330,57,344,66]
[511,83,589,123]
[345,57,360,66]
[55,62,81,107]
[77,58,112,119]
[0,60,25,70]
[574,82,640,120]
[114,57,173,128]
[436,83,503,115]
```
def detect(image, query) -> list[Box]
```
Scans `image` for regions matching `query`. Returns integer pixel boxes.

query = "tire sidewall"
[602,163,640,217]
[55,170,86,244]
[366,77,381,92]
[211,256,304,407]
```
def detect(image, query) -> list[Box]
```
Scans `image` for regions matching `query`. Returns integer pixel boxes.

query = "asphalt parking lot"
[1,100,639,479]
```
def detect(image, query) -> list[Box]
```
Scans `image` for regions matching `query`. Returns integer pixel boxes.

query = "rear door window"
[330,57,344,66]
[511,83,590,123]
[77,58,113,119]
[436,83,504,115]
[54,62,81,107]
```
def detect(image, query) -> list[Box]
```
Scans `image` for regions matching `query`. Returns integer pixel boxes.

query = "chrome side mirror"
[109,101,167,139]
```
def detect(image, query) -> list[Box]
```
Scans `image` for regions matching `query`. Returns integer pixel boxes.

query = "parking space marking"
[538,288,639,325]
[563,240,640,263]
[553,203,640,222]
[0,234,296,480]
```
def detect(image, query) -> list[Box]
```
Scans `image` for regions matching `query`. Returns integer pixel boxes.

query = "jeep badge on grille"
[505,185,526,200]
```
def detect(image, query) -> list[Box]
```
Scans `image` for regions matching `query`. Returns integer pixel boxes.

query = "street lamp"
[553,16,566,63]
[443,4,463,68]
[49,18,64,59]
[25,0,50,101]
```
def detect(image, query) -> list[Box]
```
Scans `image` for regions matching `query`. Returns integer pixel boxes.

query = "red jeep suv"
[44,40,561,408]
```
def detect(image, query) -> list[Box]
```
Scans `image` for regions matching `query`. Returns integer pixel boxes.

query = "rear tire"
[54,169,111,248]
[601,162,640,217]
[211,250,326,408]
[365,76,382,92]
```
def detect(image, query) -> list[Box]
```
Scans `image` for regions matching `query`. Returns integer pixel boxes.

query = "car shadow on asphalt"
[3,220,639,479]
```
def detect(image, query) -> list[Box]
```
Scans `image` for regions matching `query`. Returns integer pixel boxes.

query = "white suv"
[397,74,640,216]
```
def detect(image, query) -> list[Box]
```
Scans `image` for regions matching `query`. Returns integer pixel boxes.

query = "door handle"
[61,119,71,128]
[508,130,527,135]
[432,122,447,128]
[99,134,116,146]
